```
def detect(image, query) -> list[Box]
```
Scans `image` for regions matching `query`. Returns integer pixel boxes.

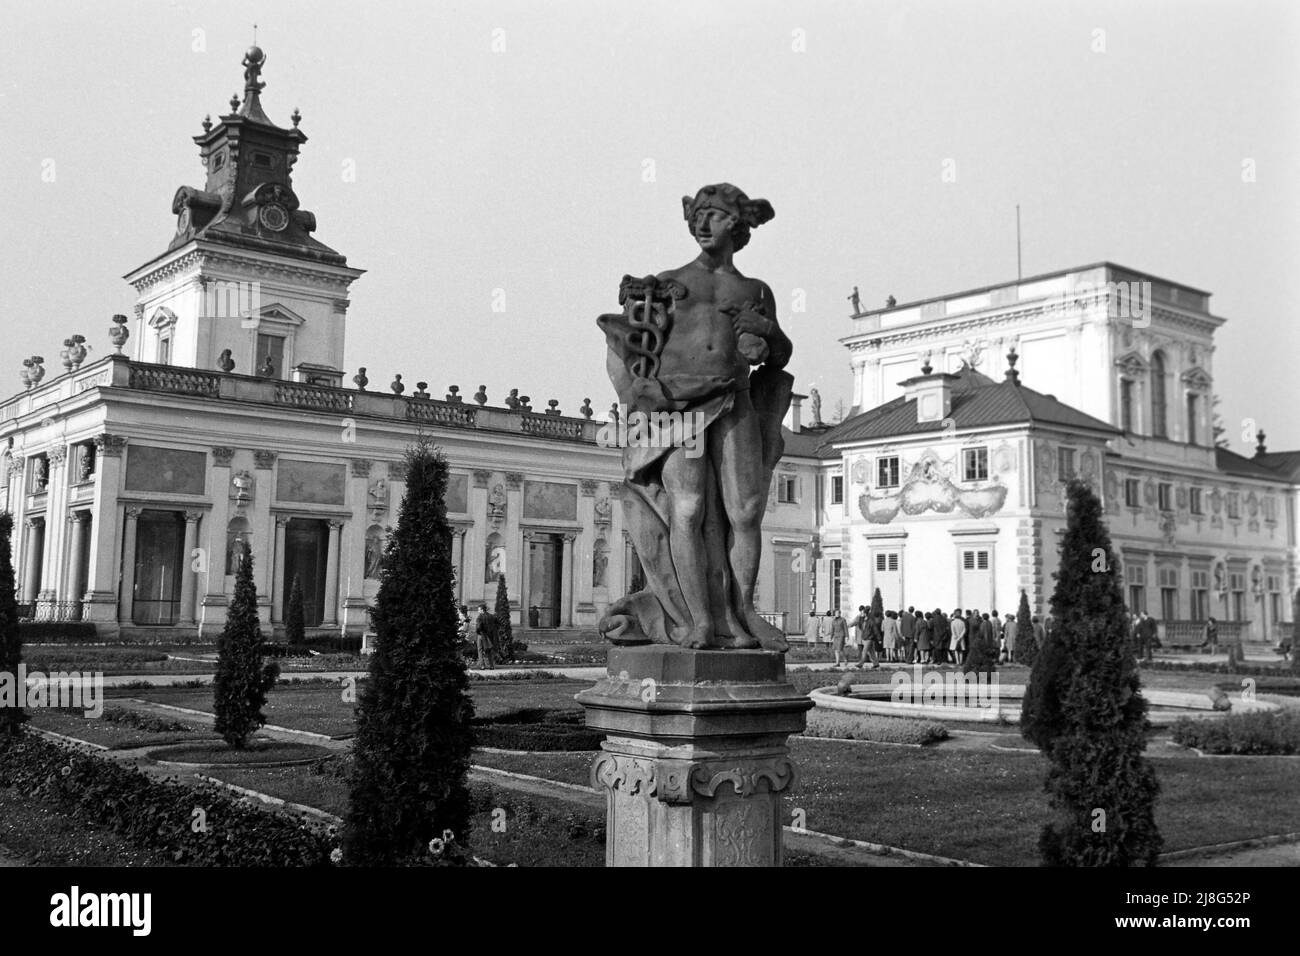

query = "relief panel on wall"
[276,459,346,505]
[124,445,207,495]
[523,481,577,521]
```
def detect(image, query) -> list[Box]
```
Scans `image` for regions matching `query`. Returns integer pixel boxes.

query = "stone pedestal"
[576,646,811,867]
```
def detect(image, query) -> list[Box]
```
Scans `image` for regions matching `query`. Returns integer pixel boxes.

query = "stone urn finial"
[353,367,369,391]
[415,381,429,398]
[63,334,89,370]
[390,373,405,395]
[446,385,461,403]
[22,356,46,389]
[473,385,488,406]
[546,399,560,416]
[108,314,130,353]
[519,395,532,412]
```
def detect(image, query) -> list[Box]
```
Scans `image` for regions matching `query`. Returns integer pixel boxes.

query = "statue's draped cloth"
[597,280,793,647]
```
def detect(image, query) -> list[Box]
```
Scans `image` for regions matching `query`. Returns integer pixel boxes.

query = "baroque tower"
[123,45,363,384]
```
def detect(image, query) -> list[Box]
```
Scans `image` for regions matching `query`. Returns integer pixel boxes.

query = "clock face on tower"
[259,203,289,232]
[176,206,191,235]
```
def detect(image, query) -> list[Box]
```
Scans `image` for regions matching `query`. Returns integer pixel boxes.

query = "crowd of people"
[806,605,1053,669]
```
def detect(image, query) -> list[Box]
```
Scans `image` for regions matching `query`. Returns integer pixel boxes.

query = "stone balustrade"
[1,354,604,446]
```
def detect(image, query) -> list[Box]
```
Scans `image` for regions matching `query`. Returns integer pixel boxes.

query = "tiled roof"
[780,425,835,459]
[815,366,1119,450]
[1216,446,1298,481]
[1253,449,1300,481]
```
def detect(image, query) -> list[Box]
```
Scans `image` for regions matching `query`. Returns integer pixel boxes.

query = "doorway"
[284,518,329,627]
[133,510,184,625]
[527,533,563,628]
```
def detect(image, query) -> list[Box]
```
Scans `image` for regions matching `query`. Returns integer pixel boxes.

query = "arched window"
[592,537,609,589]
[1150,351,1168,439]
[364,524,386,580]
[225,516,252,575]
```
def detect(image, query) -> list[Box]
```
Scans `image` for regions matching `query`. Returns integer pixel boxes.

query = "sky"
[2,0,1298,451]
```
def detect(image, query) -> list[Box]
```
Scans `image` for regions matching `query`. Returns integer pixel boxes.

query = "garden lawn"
[119,684,359,738]
[26,707,219,750]
[472,736,1300,866]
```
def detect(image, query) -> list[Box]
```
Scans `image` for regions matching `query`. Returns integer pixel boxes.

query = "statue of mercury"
[597,184,793,651]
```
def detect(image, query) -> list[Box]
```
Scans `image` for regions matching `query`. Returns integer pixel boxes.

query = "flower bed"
[0,733,335,866]
[1171,710,1300,755]
[146,741,336,766]
[473,709,604,751]
[802,708,949,746]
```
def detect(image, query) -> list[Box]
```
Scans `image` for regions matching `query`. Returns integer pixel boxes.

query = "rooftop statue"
[597,184,793,651]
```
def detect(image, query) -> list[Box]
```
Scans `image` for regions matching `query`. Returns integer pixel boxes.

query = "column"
[468,470,492,606]
[323,520,342,626]
[84,434,126,624]
[561,532,576,626]
[118,507,141,624]
[66,511,89,618]
[22,518,43,603]
[202,447,235,634]
[520,529,533,625]
[39,449,68,604]
[179,511,201,625]
[271,517,288,623]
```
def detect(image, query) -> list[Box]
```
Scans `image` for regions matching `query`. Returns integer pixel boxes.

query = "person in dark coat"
[931,608,950,664]
[899,607,916,664]
[475,603,498,669]
[916,612,932,663]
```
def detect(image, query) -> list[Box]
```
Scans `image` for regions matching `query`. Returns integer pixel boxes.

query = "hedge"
[472,710,603,751]
[1170,710,1300,755]
[803,708,949,746]
[17,622,99,643]
[0,733,336,866]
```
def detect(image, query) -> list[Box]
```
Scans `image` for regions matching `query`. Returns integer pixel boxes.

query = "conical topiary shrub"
[1013,589,1037,666]
[0,513,26,736]
[1021,479,1161,866]
[494,573,515,663]
[285,574,306,653]
[344,440,474,865]
[212,546,279,749]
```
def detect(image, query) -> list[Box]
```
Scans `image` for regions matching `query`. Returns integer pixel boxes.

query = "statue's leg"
[712,393,787,651]
[661,445,714,648]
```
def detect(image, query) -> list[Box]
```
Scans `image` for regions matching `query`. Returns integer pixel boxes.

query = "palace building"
[1,49,1295,647]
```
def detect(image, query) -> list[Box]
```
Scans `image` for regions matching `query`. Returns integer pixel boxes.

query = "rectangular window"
[1190,570,1209,621]
[1158,567,1178,621]
[830,475,844,505]
[1263,497,1276,522]
[962,447,988,482]
[1157,483,1173,512]
[1124,478,1140,508]
[1226,493,1240,519]
[256,333,286,380]
[1120,379,1134,432]
[877,456,900,489]
[1229,572,1246,621]
[961,549,990,571]
[157,336,171,365]
[830,558,842,609]
[1267,575,1282,625]
[1127,563,1147,615]
[776,475,798,504]
[1186,393,1199,445]
[1057,447,1076,482]
[875,552,899,572]
[1189,488,1203,515]
[28,454,50,494]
